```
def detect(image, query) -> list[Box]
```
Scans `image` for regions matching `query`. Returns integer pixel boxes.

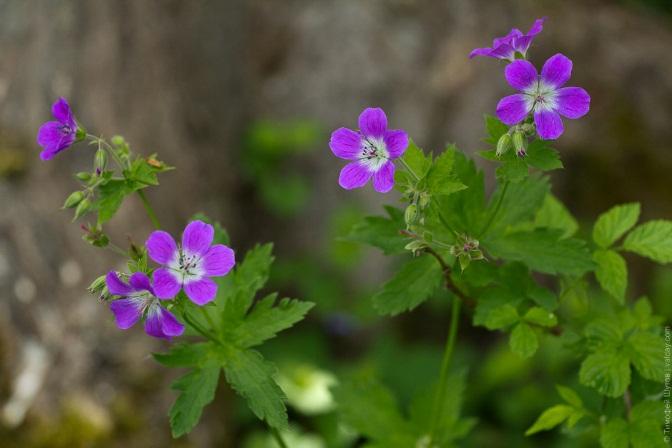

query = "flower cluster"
[471,18,590,142]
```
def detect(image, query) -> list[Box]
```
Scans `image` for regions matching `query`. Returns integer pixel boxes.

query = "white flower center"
[128,290,157,315]
[524,79,558,112]
[359,137,389,172]
[168,248,204,283]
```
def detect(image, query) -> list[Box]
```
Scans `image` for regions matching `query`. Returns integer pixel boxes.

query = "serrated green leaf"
[435,151,485,233]
[483,175,549,237]
[593,203,641,249]
[496,158,528,183]
[527,284,558,311]
[400,141,431,180]
[484,115,509,144]
[600,417,629,448]
[585,317,624,346]
[484,229,594,276]
[594,249,628,303]
[484,304,519,330]
[510,322,538,358]
[96,179,132,224]
[525,140,563,171]
[524,307,557,327]
[555,385,583,408]
[345,206,407,255]
[423,148,467,196]
[169,364,220,438]
[372,255,443,316]
[630,401,667,448]
[230,295,314,348]
[623,220,672,263]
[534,194,578,239]
[154,342,213,368]
[525,404,574,436]
[222,348,288,429]
[627,331,665,382]
[579,350,630,397]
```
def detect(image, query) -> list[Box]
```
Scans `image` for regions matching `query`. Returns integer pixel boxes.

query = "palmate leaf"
[169,363,221,438]
[372,255,444,316]
[344,206,407,255]
[482,174,549,236]
[421,148,467,196]
[533,194,578,239]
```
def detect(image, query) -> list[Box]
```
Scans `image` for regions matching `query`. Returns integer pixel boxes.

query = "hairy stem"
[624,388,632,420]
[137,190,161,229]
[398,157,419,181]
[270,427,289,448]
[479,181,509,237]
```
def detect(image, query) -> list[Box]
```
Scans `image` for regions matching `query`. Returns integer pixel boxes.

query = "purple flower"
[146,220,235,305]
[37,97,82,161]
[329,108,408,194]
[496,53,590,140]
[470,18,545,62]
[106,271,185,340]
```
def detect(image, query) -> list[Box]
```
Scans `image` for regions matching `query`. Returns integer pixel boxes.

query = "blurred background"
[1,0,671,446]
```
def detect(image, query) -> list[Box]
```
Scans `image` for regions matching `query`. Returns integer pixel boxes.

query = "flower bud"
[94,148,108,171]
[75,172,92,182]
[496,133,512,157]
[512,131,527,157]
[63,191,85,209]
[418,192,431,210]
[73,198,91,220]
[404,204,418,225]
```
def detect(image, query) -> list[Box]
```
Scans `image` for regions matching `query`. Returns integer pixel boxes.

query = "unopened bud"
[63,191,85,209]
[73,198,91,220]
[94,148,108,171]
[404,204,418,225]
[87,275,106,295]
[512,131,527,157]
[418,192,431,209]
[496,133,512,157]
[75,171,92,182]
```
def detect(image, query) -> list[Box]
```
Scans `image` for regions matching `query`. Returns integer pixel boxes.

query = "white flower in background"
[277,364,337,415]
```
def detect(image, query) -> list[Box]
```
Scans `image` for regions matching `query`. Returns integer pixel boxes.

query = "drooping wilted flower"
[469,18,545,62]
[329,107,409,193]
[496,54,590,140]
[37,97,83,160]
[106,271,184,340]
[146,220,235,305]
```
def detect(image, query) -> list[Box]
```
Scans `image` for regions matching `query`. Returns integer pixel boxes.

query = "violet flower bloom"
[106,271,185,340]
[37,97,82,161]
[469,18,545,62]
[146,220,235,305]
[329,107,408,193]
[496,53,590,140]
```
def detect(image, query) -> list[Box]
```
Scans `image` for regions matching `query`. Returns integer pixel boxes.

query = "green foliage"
[526,385,586,436]
[372,255,444,316]
[600,401,667,448]
[344,206,407,255]
[509,322,538,359]
[593,203,640,249]
[169,363,220,438]
[593,249,628,303]
[533,194,578,238]
[623,220,672,263]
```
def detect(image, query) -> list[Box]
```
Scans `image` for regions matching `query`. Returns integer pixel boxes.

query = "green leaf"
[524,307,557,327]
[525,404,574,436]
[585,317,624,346]
[372,255,443,316]
[153,342,213,368]
[527,284,558,311]
[623,220,672,263]
[345,206,407,255]
[423,148,467,196]
[222,347,288,429]
[435,150,485,233]
[534,194,578,239]
[484,175,549,236]
[496,158,528,183]
[484,115,509,144]
[630,401,667,448]
[525,140,563,171]
[333,374,416,446]
[484,229,594,276]
[169,364,220,438]
[593,249,628,303]
[579,350,630,397]
[96,179,132,224]
[593,203,641,249]
[399,141,431,181]
[627,331,665,382]
[484,304,519,330]
[600,417,629,448]
[509,322,538,358]
[555,385,583,408]
[230,295,315,348]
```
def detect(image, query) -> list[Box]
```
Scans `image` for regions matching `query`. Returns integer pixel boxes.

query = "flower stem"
[398,157,419,181]
[479,181,509,237]
[429,294,462,442]
[270,427,289,448]
[137,190,161,229]
[200,307,217,334]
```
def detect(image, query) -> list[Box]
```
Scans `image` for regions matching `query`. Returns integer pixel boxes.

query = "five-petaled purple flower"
[146,220,235,305]
[329,107,409,193]
[37,97,82,161]
[106,271,185,340]
[496,53,590,140]
[470,18,545,62]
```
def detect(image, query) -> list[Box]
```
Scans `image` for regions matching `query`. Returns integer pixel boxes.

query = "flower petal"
[541,53,572,88]
[184,278,217,306]
[51,97,74,124]
[505,60,538,90]
[526,17,545,36]
[469,47,494,59]
[106,271,133,296]
[496,94,532,125]
[152,268,181,300]
[493,29,522,47]
[358,108,387,138]
[129,272,153,292]
[555,87,590,119]
[109,298,143,330]
[202,244,235,276]
[329,128,362,160]
[383,129,409,159]
[37,121,75,159]
[534,109,564,140]
[182,220,214,255]
[338,162,372,190]
[488,44,515,60]
[146,230,177,264]
[372,161,395,193]
[159,308,185,337]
